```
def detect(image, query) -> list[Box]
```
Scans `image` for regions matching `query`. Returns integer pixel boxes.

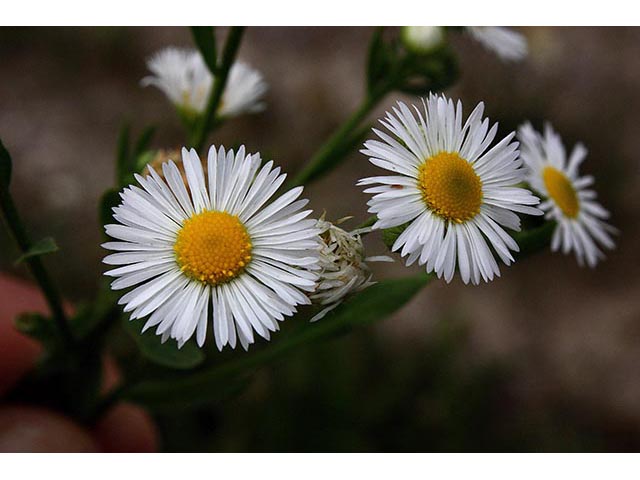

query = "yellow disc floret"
[542,166,580,218]
[174,210,252,285]
[418,152,483,223]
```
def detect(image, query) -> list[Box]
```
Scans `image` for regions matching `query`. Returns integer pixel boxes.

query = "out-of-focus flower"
[518,122,617,267]
[310,216,392,322]
[466,27,528,61]
[141,48,211,115]
[400,26,445,55]
[218,61,268,118]
[141,47,267,118]
[103,145,321,350]
[358,93,542,285]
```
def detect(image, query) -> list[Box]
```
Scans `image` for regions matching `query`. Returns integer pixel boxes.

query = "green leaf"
[0,138,12,189]
[382,223,409,250]
[190,26,217,74]
[366,27,387,94]
[14,237,59,265]
[512,221,556,259]
[15,312,57,344]
[124,274,432,411]
[99,188,121,227]
[123,317,205,370]
[134,150,156,174]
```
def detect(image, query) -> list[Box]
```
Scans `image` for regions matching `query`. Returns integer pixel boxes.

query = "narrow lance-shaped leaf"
[122,316,205,370]
[366,27,386,94]
[124,273,433,411]
[190,26,217,74]
[14,237,59,265]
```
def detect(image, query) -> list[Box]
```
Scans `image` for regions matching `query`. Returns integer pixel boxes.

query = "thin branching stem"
[190,26,245,151]
[287,85,388,188]
[0,186,75,348]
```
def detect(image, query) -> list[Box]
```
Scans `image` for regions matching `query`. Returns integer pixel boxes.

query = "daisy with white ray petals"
[103,146,321,350]
[358,93,542,285]
[466,27,528,62]
[141,47,267,118]
[518,122,617,267]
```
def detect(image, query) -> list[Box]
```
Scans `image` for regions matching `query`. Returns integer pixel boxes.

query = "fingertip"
[94,403,159,452]
[0,276,43,396]
[0,406,98,452]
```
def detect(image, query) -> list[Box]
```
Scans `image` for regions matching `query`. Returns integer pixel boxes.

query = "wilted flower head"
[401,26,445,54]
[466,27,528,61]
[310,216,392,322]
[141,47,267,118]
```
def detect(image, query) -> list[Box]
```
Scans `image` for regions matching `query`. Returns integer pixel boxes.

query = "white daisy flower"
[358,94,542,285]
[141,47,267,118]
[401,26,445,55]
[310,216,393,322]
[466,27,528,61]
[518,122,617,267]
[103,145,321,350]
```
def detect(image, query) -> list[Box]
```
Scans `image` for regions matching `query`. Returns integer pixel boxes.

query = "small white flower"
[141,47,267,118]
[358,93,542,285]
[141,48,212,114]
[218,61,268,118]
[467,27,528,61]
[401,26,445,54]
[310,217,392,322]
[103,145,321,350]
[518,122,617,267]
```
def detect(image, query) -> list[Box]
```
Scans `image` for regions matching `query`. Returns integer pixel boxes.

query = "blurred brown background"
[1,27,639,450]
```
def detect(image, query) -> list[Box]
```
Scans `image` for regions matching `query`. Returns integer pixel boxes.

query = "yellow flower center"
[417,152,483,223]
[542,166,579,218]
[174,210,252,285]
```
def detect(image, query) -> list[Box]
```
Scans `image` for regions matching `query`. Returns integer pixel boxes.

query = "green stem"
[0,186,75,348]
[288,85,388,188]
[190,26,245,152]
[86,381,129,424]
[356,215,377,231]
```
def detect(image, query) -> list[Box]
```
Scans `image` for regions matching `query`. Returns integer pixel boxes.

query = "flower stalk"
[190,26,245,151]
[288,85,388,188]
[0,176,75,349]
